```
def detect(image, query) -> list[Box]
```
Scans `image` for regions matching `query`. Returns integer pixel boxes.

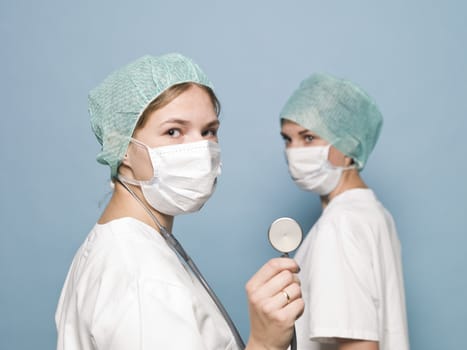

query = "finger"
[289,297,305,320]
[246,258,299,292]
[278,297,305,322]
[271,283,302,310]
[280,283,301,307]
[259,297,304,331]
[251,282,302,318]
[251,258,299,288]
[252,269,301,303]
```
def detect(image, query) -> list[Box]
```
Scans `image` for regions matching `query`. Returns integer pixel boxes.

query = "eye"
[281,134,291,145]
[304,134,314,143]
[202,123,219,138]
[202,128,218,137]
[167,128,181,137]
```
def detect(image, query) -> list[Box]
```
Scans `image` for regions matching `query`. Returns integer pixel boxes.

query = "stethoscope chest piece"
[268,217,303,255]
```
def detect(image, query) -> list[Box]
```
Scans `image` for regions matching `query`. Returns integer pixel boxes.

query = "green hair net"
[89,53,213,178]
[280,73,383,170]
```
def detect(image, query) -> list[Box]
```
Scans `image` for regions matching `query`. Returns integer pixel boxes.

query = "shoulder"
[306,190,397,258]
[83,218,188,287]
[57,218,199,345]
[321,189,394,234]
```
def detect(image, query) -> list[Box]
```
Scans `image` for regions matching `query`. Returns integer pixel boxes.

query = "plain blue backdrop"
[1,1,466,349]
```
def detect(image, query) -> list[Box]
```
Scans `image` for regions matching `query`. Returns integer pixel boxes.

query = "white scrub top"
[294,189,409,350]
[55,217,240,350]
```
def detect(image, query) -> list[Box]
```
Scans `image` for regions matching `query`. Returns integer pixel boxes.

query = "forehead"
[281,119,316,134]
[148,85,218,125]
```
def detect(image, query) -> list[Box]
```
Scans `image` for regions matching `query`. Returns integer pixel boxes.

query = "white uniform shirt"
[294,189,409,350]
[55,217,240,350]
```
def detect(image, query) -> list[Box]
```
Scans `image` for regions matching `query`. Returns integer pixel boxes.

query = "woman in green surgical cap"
[279,74,409,350]
[55,53,303,350]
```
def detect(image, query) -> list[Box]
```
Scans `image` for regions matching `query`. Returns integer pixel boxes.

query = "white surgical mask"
[119,139,221,216]
[285,145,354,196]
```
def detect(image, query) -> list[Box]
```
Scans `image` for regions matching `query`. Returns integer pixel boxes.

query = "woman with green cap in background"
[55,53,303,350]
[279,74,409,350]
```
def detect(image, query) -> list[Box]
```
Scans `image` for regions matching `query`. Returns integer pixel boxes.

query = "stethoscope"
[118,178,303,350]
[268,217,303,350]
[117,179,245,349]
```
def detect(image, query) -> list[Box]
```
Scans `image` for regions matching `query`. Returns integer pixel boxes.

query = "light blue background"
[1,1,466,349]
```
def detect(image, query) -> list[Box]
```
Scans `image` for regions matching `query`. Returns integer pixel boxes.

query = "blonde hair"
[135,82,220,130]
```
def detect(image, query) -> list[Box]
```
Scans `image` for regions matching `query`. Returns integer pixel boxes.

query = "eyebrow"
[160,118,190,126]
[280,128,310,138]
[298,129,313,135]
[205,120,220,128]
[160,118,220,128]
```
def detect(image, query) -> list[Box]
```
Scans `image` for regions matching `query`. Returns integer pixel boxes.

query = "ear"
[121,153,131,166]
[344,156,354,167]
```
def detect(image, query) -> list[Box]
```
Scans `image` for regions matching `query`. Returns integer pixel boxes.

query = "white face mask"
[285,145,354,196]
[119,139,221,216]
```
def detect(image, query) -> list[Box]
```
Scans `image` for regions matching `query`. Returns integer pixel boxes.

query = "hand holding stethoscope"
[121,177,304,350]
[245,218,303,350]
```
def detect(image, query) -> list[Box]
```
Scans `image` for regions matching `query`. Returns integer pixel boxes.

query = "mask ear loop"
[129,137,149,148]
[118,138,156,186]
[324,144,357,171]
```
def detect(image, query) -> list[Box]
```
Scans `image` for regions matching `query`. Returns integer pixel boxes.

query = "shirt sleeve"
[305,213,380,343]
[89,270,208,350]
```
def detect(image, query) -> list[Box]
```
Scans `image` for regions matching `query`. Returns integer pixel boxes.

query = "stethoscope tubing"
[281,252,297,350]
[117,179,246,349]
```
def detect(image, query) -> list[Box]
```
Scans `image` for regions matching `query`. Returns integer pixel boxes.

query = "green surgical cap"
[280,73,383,170]
[89,53,213,178]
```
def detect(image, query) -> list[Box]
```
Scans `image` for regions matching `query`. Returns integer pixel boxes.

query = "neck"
[320,168,367,209]
[98,181,174,233]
